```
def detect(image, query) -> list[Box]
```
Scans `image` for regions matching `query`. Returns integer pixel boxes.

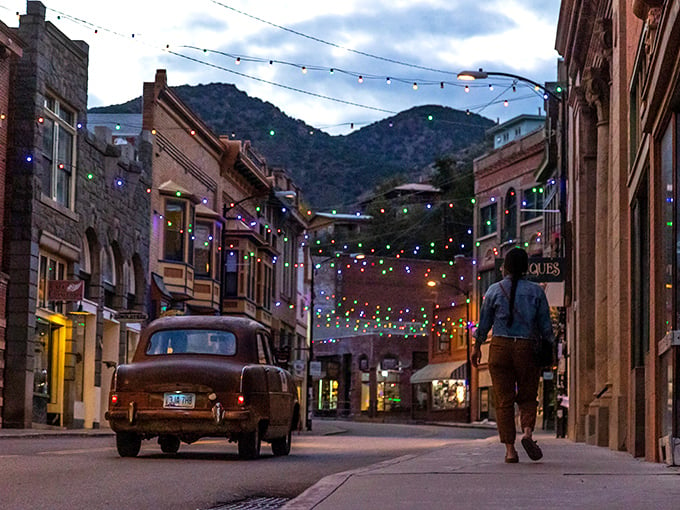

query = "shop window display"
[431,379,467,410]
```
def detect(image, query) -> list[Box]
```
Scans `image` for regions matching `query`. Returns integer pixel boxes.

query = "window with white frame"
[41,95,76,208]
[521,187,544,222]
[479,203,497,237]
[163,198,195,264]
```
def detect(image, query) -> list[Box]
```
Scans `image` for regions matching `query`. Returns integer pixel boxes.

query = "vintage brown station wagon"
[105,315,300,459]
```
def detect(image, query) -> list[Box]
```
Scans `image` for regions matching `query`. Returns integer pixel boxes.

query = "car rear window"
[146,329,237,356]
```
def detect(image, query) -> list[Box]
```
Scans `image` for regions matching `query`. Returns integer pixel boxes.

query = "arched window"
[502,188,517,242]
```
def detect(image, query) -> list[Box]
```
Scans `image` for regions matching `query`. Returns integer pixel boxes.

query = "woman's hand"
[471,344,482,367]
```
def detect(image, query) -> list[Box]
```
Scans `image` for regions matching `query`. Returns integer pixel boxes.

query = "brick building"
[473,115,561,426]
[311,254,472,419]
[3,1,151,429]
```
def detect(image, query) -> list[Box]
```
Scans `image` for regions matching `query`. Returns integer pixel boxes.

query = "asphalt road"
[0,420,496,510]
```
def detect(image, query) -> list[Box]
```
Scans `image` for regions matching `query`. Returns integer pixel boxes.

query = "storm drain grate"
[207,496,290,509]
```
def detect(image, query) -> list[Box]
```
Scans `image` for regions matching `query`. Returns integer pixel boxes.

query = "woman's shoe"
[521,436,543,461]
[505,454,519,463]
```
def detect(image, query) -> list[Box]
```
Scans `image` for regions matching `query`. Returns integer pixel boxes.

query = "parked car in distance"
[105,315,300,459]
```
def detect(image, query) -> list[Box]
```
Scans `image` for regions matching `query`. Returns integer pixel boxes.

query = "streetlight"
[427,279,472,423]
[457,68,563,102]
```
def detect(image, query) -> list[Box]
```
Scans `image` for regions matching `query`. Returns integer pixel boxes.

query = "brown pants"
[488,336,541,444]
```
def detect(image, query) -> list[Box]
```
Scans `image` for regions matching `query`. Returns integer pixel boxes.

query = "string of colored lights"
[36,6,548,124]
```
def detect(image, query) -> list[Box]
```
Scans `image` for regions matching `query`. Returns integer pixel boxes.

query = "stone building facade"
[555,0,680,462]
[0,20,23,427]
[3,1,150,429]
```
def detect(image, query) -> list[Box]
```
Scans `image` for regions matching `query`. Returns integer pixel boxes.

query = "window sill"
[40,194,78,222]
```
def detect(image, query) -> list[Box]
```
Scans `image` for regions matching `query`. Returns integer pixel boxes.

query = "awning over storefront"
[410,361,466,384]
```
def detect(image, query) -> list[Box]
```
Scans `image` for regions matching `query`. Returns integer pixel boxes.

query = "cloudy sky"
[1,0,561,134]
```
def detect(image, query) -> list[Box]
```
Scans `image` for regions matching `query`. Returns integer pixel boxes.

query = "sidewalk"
[284,431,680,510]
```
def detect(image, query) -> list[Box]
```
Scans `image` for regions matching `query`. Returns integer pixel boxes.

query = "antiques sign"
[48,280,84,302]
[495,257,565,283]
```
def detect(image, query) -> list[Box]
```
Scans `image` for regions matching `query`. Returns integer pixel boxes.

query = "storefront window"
[661,119,674,333]
[33,319,59,403]
[317,379,338,410]
[431,379,467,410]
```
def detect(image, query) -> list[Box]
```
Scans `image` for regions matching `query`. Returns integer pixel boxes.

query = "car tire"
[116,432,141,457]
[159,435,181,454]
[238,426,261,460]
[271,427,291,456]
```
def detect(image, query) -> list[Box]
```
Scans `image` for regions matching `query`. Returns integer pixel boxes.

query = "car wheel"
[271,427,292,456]
[116,432,141,458]
[158,435,180,454]
[238,426,261,460]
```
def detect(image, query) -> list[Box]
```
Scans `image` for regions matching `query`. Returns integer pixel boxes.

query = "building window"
[631,173,649,368]
[164,199,185,261]
[34,318,60,404]
[521,187,544,222]
[194,222,213,277]
[477,269,496,312]
[246,253,256,300]
[434,316,451,353]
[102,246,116,308]
[479,203,497,237]
[282,237,295,297]
[662,118,674,334]
[224,250,239,297]
[39,253,66,313]
[262,263,273,309]
[502,188,517,242]
[41,95,76,208]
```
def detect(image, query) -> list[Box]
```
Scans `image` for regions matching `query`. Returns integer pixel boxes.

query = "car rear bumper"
[106,407,253,435]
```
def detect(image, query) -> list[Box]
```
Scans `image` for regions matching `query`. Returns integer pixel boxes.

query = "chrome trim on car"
[128,402,137,425]
[212,402,224,424]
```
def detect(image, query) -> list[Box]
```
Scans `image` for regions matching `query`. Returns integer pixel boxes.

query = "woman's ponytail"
[503,248,529,328]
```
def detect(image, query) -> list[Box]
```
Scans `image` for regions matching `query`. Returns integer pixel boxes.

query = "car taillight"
[111,394,118,405]
[237,394,245,405]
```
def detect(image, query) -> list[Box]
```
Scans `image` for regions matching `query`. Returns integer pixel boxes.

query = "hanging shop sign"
[48,280,84,302]
[115,310,149,323]
[495,257,565,283]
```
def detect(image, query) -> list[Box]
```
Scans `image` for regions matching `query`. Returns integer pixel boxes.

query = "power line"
[208,0,458,75]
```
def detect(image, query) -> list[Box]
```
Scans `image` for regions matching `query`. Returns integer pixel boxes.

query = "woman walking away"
[471,247,554,463]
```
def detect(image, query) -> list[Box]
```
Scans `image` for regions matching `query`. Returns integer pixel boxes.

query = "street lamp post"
[457,68,563,102]
[428,279,472,423]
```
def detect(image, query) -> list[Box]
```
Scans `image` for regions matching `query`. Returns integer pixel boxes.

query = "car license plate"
[163,392,195,409]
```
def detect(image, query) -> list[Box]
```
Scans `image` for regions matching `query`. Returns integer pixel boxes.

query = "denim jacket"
[474,276,554,348]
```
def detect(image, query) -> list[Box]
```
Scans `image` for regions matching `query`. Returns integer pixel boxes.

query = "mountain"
[89,83,495,209]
